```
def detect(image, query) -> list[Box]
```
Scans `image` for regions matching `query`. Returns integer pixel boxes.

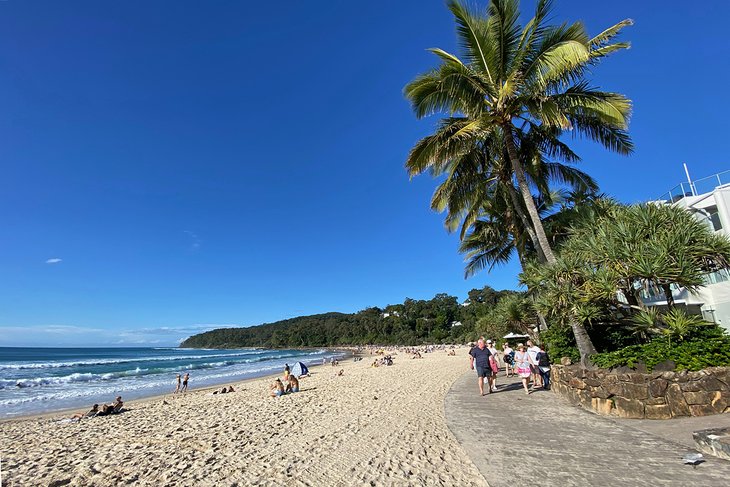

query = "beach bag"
[489,355,499,374]
[503,353,514,365]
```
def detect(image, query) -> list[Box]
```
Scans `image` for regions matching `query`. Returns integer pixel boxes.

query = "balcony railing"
[657,170,730,203]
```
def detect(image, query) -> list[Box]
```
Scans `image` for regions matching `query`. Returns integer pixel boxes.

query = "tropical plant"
[404,0,633,264]
[591,322,730,371]
[404,0,633,364]
[661,308,707,346]
[565,203,730,307]
[627,308,662,342]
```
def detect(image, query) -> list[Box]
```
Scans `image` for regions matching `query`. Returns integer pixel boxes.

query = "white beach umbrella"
[503,332,530,339]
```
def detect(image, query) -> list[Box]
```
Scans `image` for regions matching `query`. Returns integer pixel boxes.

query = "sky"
[1,0,729,346]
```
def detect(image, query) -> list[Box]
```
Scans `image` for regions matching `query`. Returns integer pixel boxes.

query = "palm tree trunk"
[503,124,597,365]
[503,124,557,265]
[570,319,597,368]
[505,182,547,263]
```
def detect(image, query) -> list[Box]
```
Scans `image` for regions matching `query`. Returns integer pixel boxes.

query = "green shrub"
[591,326,730,371]
[541,324,580,363]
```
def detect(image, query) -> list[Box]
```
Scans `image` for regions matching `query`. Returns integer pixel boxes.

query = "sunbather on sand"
[286,375,299,393]
[98,396,124,415]
[270,378,285,397]
[71,404,99,420]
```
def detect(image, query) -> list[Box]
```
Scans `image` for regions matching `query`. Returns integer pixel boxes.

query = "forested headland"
[180,286,527,348]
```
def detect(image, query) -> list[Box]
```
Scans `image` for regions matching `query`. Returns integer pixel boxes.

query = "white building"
[645,170,730,332]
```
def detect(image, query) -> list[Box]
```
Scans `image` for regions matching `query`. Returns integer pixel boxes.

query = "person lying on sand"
[270,378,285,397]
[286,375,299,393]
[212,385,236,395]
[71,404,99,420]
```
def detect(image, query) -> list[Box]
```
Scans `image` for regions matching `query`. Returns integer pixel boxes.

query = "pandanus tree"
[564,203,730,308]
[404,0,633,364]
[521,203,730,358]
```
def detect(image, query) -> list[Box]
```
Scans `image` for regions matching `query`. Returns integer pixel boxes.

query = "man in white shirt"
[486,339,499,391]
[526,340,542,388]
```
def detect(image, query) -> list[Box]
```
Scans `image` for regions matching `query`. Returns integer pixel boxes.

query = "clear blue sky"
[2,1,729,346]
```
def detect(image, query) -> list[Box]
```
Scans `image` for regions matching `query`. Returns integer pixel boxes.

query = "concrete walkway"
[445,371,730,487]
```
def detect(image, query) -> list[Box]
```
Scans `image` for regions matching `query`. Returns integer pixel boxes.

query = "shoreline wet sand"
[0,346,485,486]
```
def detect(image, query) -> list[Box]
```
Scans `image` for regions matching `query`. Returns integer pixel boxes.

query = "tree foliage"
[180,287,520,348]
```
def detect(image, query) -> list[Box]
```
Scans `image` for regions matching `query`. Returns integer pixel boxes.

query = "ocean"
[0,347,346,418]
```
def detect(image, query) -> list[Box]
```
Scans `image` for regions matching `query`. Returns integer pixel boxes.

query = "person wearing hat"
[514,343,532,394]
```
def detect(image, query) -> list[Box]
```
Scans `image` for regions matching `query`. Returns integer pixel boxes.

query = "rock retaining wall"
[551,366,730,419]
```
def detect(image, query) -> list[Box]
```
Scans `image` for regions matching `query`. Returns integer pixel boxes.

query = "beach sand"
[0,347,486,486]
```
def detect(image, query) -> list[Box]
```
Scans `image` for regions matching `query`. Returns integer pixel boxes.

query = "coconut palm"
[405,0,633,266]
[459,187,569,277]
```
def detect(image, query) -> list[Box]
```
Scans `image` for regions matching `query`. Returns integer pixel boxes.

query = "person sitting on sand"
[227,385,235,393]
[270,378,285,397]
[108,396,124,414]
[286,375,300,393]
[71,404,99,420]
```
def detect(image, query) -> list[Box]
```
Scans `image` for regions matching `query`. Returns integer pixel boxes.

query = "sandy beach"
[0,347,486,486]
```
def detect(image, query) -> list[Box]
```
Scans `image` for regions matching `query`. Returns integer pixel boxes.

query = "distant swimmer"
[182,373,190,393]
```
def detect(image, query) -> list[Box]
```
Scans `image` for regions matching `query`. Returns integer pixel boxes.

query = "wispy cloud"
[45,258,62,264]
[183,230,201,250]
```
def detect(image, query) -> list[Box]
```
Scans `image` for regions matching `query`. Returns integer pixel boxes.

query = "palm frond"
[447,0,497,89]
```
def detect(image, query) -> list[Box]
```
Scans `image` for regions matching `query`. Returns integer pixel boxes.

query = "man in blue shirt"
[469,337,492,396]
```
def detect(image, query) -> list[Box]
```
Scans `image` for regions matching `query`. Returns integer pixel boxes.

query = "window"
[708,207,723,231]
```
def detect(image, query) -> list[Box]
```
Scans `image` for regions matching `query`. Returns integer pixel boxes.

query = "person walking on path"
[526,340,542,389]
[514,343,532,395]
[486,340,499,391]
[502,343,514,377]
[174,374,181,394]
[182,372,190,393]
[536,345,551,390]
[468,338,492,396]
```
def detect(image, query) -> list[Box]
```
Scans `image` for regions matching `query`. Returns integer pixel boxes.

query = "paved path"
[445,371,730,487]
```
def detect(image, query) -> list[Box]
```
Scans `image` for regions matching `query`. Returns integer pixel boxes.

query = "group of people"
[371,355,394,367]
[270,363,301,397]
[174,373,190,394]
[469,337,551,396]
[70,396,124,421]
[211,385,235,394]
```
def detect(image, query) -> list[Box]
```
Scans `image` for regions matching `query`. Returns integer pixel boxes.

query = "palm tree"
[460,188,570,277]
[405,0,633,265]
[405,0,633,363]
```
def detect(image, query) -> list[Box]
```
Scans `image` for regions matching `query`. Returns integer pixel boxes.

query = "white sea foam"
[0,348,348,417]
